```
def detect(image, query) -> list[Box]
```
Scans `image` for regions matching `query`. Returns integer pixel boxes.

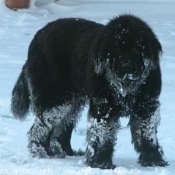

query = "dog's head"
[94,14,162,96]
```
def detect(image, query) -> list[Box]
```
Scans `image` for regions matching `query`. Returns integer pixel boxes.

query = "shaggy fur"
[11,14,168,169]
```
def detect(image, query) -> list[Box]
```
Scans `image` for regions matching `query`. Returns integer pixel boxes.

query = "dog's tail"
[11,66,30,120]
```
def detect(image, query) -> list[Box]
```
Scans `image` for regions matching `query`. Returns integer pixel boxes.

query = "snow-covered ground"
[0,0,175,174]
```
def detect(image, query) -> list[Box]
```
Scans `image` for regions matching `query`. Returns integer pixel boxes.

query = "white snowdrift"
[0,0,175,175]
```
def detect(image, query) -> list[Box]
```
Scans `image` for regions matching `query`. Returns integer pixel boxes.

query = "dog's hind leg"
[50,123,74,156]
[27,104,72,158]
[27,116,53,158]
[46,97,86,157]
[28,96,86,158]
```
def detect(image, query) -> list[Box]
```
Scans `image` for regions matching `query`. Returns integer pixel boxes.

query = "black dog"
[11,14,168,169]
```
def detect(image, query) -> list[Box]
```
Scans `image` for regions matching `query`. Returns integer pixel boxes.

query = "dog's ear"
[94,52,107,75]
[94,56,103,74]
[152,37,162,68]
[93,31,111,75]
[154,38,162,58]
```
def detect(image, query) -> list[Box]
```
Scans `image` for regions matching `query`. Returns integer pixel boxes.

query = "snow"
[0,0,175,174]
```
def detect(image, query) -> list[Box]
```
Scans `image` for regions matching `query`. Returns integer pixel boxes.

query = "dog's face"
[94,19,162,96]
[105,44,152,96]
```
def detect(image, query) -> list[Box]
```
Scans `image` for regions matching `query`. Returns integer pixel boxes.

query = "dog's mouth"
[109,72,148,97]
[120,75,140,96]
[119,62,152,96]
[106,70,140,97]
[106,59,152,97]
[106,73,140,97]
[122,74,140,85]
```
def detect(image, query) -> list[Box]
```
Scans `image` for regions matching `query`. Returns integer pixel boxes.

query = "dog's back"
[11,18,103,118]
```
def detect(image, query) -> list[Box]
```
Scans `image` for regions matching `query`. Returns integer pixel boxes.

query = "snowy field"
[0,0,175,174]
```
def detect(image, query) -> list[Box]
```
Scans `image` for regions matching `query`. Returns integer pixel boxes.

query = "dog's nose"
[123,74,139,81]
[127,74,140,81]
[122,74,139,87]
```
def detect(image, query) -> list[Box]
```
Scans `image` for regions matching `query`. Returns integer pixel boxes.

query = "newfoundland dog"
[11,14,168,169]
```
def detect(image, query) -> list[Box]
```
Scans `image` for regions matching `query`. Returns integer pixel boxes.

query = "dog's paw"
[86,160,116,169]
[93,163,116,169]
[28,142,49,158]
[49,139,66,158]
[138,151,168,167]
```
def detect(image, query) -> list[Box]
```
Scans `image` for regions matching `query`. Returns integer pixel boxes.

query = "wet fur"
[11,14,168,169]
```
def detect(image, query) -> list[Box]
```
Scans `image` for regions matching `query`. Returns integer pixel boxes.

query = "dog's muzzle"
[106,59,152,97]
[122,74,140,87]
[119,74,140,97]
[122,60,152,94]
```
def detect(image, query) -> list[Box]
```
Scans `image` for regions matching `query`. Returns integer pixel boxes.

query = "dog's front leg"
[130,98,168,167]
[85,97,117,169]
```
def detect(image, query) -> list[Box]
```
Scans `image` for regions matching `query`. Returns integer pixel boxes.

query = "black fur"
[11,14,168,168]
[11,66,30,120]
